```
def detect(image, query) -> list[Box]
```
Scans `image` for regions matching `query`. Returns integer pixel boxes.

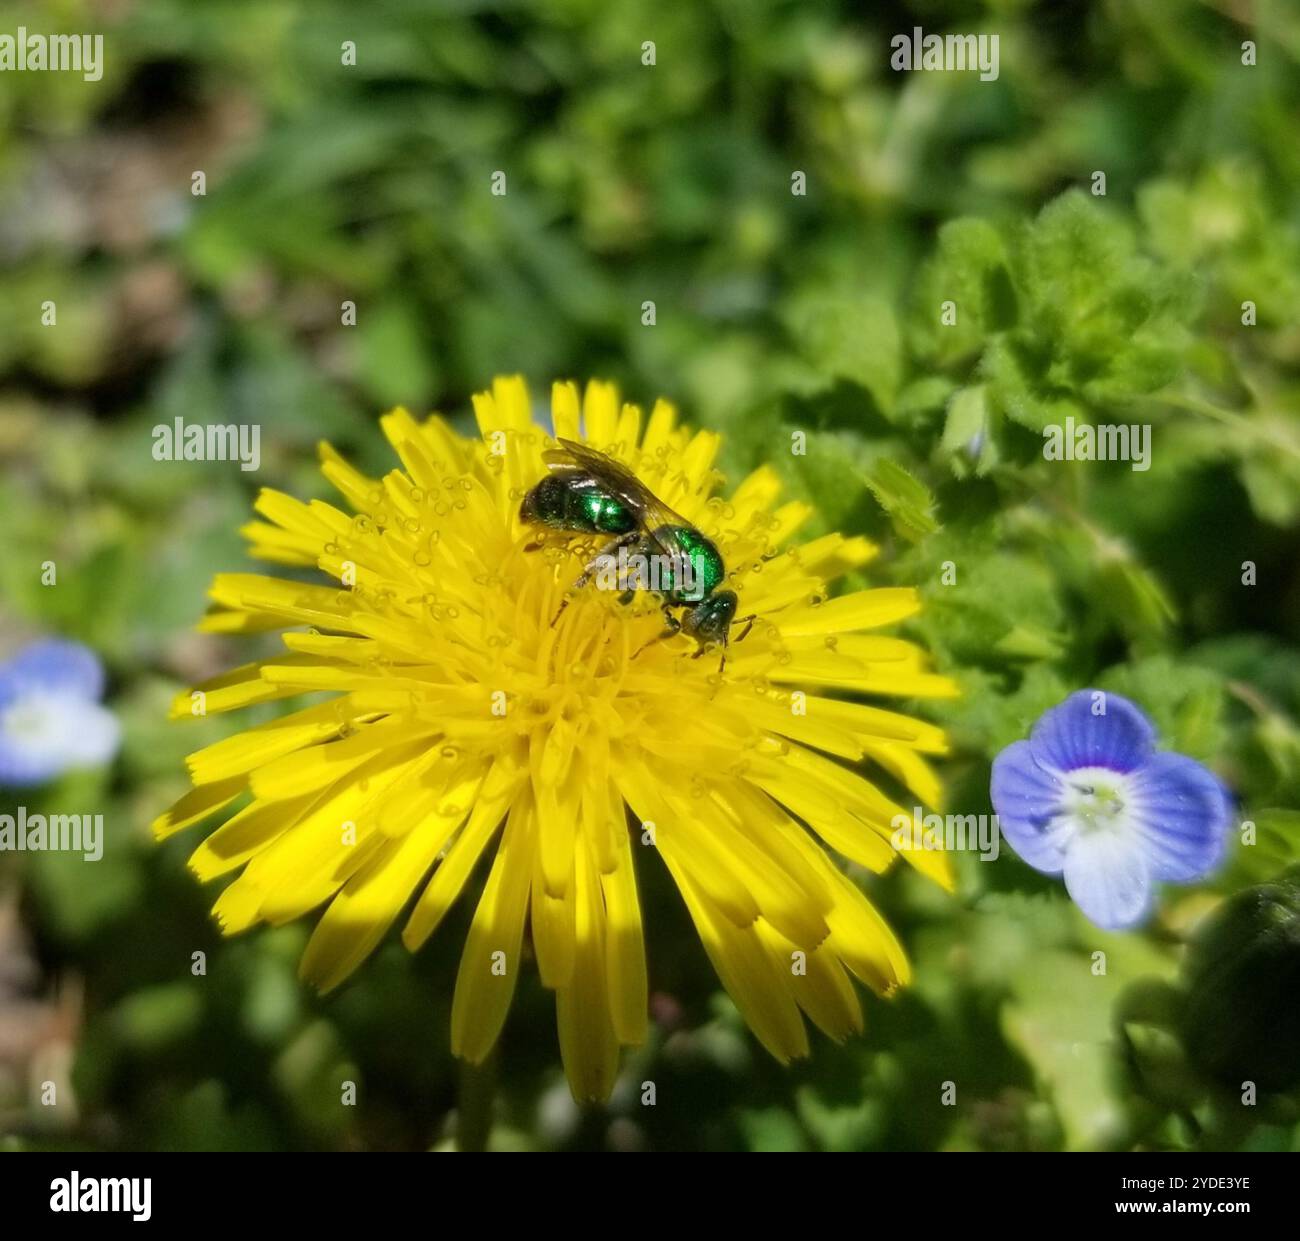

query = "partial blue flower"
[990,690,1232,930]
[0,639,120,786]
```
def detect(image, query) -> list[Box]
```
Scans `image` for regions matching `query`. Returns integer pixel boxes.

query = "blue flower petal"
[1062,829,1152,930]
[0,639,106,707]
[1127,752,1232,882]
[1028,689,1155,775]
[989,740,1068,873]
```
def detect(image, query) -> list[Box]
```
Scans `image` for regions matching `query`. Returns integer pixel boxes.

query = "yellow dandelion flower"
[156,376,958,1103]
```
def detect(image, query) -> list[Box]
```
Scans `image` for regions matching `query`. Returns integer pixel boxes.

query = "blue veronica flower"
[990,690,1232,930]
[0,639,121,786]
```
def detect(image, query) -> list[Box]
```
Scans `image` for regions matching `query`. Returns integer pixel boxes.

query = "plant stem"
[456,1050,498,1152]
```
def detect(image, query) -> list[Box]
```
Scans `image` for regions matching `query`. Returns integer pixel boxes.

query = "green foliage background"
[1,0,1298,1151]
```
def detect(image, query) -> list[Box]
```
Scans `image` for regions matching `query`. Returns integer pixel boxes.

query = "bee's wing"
[549,438,693,557]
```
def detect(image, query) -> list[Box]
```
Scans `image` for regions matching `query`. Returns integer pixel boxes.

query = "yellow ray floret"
[157,376,959,1104]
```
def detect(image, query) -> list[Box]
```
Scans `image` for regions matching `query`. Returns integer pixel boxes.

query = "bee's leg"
[686,640,728,680]
[712,617,760,678]
[551,531,641,626]
[633,606,681,658]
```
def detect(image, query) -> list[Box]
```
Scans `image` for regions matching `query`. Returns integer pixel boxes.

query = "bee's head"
[684,589,738,647]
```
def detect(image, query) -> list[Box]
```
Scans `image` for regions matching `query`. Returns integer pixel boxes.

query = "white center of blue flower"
[1059,767,1129,832]
[0,690,121,784]
[4,694,73,745]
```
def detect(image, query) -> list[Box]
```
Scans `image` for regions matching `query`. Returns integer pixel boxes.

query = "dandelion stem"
[456,1049,498,1152]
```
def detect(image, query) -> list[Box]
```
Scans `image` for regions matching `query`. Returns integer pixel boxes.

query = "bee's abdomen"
[577,485,636,534]
[521,474,635,535]
[520,475,571,527]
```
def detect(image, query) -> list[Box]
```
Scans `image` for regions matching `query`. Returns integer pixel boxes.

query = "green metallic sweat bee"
[520,438,755,658]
